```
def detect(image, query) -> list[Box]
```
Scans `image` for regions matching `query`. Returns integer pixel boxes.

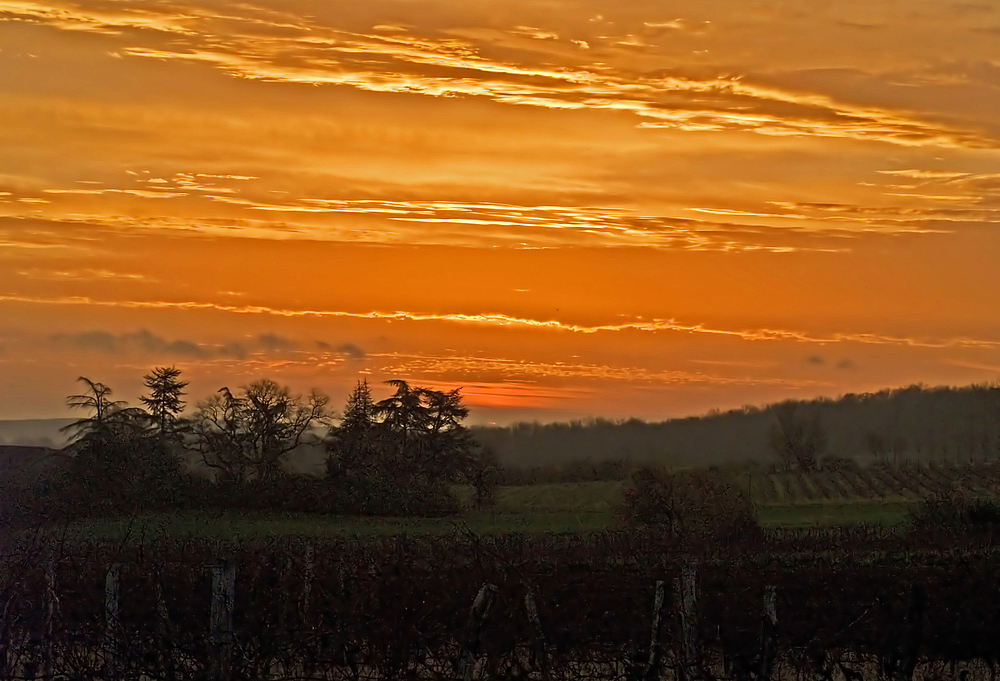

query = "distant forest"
[3,383,999,477]
[473,384,1000,470]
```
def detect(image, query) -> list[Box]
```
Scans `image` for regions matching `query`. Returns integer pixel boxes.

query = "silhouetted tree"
[191,379,329,483]
[419,386,477,479]
[140,366,188,439]
[769,403,825,471]
[469,447,502,510]
[374,380,476,482]
[325,379,380,478]
[866,431,889,463]
[617,464,757,538]
[55,376,181,515]
[61,376,146,444]
[375,379,427,466]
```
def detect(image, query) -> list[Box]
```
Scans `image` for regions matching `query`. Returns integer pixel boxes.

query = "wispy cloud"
[3,0,993,149]
[318,342,366,361]
[3,191,951,252]
[2,0,999,420]
[7,293,1000,350]
[16,267,148,282]
[49,329,212,357]
[372,352,827,388]
[43,328,362,361]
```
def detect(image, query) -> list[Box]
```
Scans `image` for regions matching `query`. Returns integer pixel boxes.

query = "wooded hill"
[472,383,1000,469]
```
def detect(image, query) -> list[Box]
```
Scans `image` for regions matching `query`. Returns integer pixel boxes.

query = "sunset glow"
[2,0,999,423]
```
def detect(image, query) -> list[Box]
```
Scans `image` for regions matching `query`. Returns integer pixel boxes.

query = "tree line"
[473,383,1000,472]
[2,368,501,523]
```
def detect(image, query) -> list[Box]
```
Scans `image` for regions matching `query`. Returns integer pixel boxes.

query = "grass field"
[495,481,623,513]
[755,501,913,528]
[61,478,932,540]
[48,462,1000,539]
[65,509,614,540]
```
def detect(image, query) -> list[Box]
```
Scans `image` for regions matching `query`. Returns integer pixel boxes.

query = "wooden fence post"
[524,590,549,681]
[210,562,236,681]
[154,563,176,681]
[644,581,666,681]
[458,583,498,681]
[758,586,777,681]
[43,559,55,681]
[0,579,12,680]
[894,582,927,681]
[677,561,699,681]
[104,563,121,680]
[302,543,315,622]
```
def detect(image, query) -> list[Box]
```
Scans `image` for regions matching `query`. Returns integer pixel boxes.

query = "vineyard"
[491,462,1000,520]
[3,527,1000,680]
[752,461,1000,505]
[491,462,1000,513]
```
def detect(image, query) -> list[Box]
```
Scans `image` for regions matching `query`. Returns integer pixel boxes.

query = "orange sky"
[1,0,999,424]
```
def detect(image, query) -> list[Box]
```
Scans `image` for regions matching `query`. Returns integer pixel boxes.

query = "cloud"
[372,352,828,388]
[806,354,854,369]
[4,0,992,149]
[49,329,208,357]
[118,36,989,149]
[257,333,297,352]
[878,169,970,180]
[218,342,247,360]
[316,340,366,360]
[16,268,149,282]
[130,329,206,356]
[401,380,588,409]
[337,343,366,360]
[4,195,928,253]
[45,328,318,359]
[15,296,1000,350]
[52,330,119,353]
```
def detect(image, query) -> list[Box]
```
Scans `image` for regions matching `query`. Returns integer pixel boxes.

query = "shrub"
[908,492,1000,535]
[203,472,463,517]
[616,465,759,539]
[965,498,1000,527]
[469,449,502,510]
[497,458,633,485]
[339,474,461,517]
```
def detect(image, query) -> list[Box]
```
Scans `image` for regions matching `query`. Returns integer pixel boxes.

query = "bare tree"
[469,447,502,510]
[191,379,329,483]
[768,403,826,471]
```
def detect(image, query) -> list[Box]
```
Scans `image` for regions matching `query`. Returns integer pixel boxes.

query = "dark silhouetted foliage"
[769,402,826,471]
[324,379,379,478]
[469,447,502,510]
[908,491,1000,536]
[140,365,188,438]
[190,379,329,484]
[616,464,759,540]
[323,380,478,513]
[474,383,1000,470]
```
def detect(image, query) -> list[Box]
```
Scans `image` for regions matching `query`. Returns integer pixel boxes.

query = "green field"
[65,509,614,541]
[61,477,940,540]
[755,501,914,528]
[752,463,1000,504]
[48,462,1000,539]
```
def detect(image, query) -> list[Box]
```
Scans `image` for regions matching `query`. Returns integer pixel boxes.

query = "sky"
[1,0,999,425]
